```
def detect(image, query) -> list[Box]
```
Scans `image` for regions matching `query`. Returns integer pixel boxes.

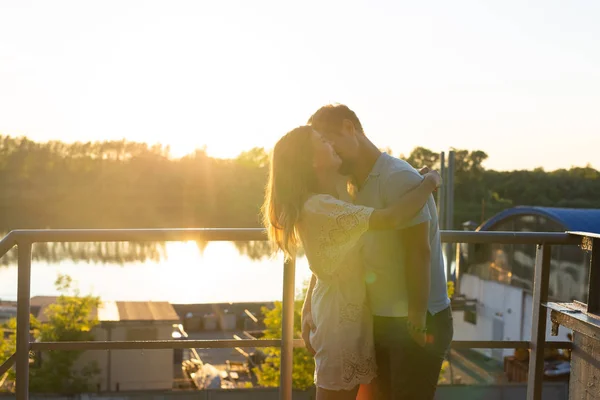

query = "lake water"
[0,241,313,304]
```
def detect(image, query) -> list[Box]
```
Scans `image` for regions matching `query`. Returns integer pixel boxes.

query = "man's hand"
[407,314,427,347]
[419,166,430,175]
[301,311,316,355]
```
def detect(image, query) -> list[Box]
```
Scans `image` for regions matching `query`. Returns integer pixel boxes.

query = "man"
[302,104,453,399]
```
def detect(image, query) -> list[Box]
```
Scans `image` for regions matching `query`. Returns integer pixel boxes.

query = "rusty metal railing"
[0,229,584,400]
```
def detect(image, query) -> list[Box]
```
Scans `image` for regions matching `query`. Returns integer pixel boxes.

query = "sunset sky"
[1,0,599,171]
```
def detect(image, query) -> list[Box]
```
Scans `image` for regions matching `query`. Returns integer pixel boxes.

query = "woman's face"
[311,129,342,173]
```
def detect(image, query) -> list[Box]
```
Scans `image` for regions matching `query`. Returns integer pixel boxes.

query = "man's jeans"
[373,306,454,400]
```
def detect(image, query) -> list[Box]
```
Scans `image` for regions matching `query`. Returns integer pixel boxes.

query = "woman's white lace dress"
[297,194,376,391]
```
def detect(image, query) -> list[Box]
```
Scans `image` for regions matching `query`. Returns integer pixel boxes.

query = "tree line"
[1,135,599,236]
[402,147,600,226]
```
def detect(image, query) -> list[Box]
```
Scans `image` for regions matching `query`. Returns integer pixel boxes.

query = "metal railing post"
[526,244,551,400]
[16,241,32,400]
[437,151,445,229]
[444,151,455,279]
[279,256,296,400]
[454,242,461,294]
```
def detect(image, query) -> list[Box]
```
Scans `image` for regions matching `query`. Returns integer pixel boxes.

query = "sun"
[164,133,266,160]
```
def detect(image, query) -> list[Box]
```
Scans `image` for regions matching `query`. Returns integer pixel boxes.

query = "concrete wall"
[73,322,174,391]
[0,383,569,400]
[454,273,572,361]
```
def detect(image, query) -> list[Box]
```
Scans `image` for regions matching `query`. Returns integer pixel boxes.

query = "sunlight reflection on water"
[0,241,312,304]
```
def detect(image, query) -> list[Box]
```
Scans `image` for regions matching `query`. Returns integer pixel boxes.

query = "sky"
[1,0,599,171]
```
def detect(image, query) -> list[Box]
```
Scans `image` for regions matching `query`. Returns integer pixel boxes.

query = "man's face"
[318,120,361,176]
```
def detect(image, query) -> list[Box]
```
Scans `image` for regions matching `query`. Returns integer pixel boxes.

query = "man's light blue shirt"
[354,153,450,317]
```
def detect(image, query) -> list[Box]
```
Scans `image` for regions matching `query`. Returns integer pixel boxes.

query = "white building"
[31,297,180,391]
[453,206,600,362]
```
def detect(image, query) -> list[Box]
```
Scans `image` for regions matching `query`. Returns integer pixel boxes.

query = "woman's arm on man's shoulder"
[368,169,440,230]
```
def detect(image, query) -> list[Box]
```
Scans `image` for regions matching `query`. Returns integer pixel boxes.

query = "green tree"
[0,274,101,393]
[254,286,315,390]
[0,322,17,391]
[403,147,441,170]
[1,135,600,256]
[30,275,101,394]
[254,282,456,389]
[0,315,40,392]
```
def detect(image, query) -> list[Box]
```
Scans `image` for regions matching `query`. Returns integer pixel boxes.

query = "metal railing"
[0,229,584,400]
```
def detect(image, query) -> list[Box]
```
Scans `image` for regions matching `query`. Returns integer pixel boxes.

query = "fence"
[0,229,582,400]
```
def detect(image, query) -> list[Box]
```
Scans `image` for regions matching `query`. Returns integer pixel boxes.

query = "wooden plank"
[587,237,600,315]
[569,332,600,399]
[550,309,600,341]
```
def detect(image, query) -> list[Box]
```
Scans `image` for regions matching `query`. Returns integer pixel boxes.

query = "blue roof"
[478,206,600,234]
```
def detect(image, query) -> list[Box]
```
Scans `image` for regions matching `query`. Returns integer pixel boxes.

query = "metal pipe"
[106,326,112,392]
[437,151,445,229]
[445,150,455,231]
[279,257,296,400]
[445,151,456,278]
[527,245,552,400]
[10,228,267,244]
[0,229,579,246]
[0,353,16,376]
[441,231,578,245]
[450,340,571,349]
[29,339,571,351]
[454,242,461,293]
[30,338,305,351]
[0,231,16,259]
[16,241,32,400]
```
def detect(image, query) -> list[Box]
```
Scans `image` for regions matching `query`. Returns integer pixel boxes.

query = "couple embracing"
[262,104,453,400]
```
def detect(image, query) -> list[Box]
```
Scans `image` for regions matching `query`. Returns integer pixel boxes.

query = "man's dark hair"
[308,104,364,136]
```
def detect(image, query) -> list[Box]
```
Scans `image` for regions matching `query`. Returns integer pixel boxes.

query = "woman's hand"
[301,311,316,355]
[424,170,442,190]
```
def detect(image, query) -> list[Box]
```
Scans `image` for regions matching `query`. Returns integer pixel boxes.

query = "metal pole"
[279,257,296,400]
[16,241,32,400]
[437,152,445,230]
[445,150,455,231]
[526,244,551,400]
[445,151,455,279]
[454,242,461,295]
[107,326,112,391]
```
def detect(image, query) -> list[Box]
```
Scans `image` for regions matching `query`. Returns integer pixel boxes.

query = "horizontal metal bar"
[0,231,16,258]
[568,231,600,240]
[31,338,307,351]
[29,339,572,352]
[9,228,267,244]
[0,353,16,376]
[441,231,579,245]
[2,229,581,246]
[450,340,572,349]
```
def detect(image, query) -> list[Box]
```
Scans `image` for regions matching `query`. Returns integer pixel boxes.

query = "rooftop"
[30,296,180,323]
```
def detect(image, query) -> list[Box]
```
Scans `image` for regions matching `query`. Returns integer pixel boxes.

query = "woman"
[262,125,441,400]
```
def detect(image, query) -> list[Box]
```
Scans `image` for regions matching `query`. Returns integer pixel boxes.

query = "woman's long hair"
[262,125,318,259]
